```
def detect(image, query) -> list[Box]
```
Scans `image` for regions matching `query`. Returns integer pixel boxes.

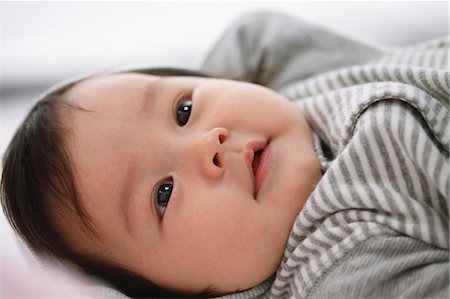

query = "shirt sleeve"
[201,12,383,90]
[308,235,449,299]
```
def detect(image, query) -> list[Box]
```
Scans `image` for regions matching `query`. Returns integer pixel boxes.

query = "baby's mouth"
[245,140,269,197]
[252,149,263,176]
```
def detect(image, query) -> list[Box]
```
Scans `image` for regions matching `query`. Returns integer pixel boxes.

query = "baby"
[1,69,322,297]
[2,13,449,299]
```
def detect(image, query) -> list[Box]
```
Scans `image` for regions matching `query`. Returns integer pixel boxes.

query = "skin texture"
[60,73,322,294]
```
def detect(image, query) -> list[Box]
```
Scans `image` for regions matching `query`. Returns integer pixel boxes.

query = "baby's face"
[62,73,321,294]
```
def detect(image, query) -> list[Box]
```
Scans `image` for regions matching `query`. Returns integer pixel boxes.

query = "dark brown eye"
[156,180,173,215]
[176,99,192,126]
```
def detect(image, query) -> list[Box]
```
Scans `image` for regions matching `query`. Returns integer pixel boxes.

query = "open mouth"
[245,141,271,197]
[252,149,263,176]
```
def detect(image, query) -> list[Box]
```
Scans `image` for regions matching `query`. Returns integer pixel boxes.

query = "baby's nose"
[196,127,229,180]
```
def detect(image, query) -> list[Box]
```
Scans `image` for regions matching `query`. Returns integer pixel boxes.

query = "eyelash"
[155,178,173,216]
[174,93,193,127]
[154,93,193,216]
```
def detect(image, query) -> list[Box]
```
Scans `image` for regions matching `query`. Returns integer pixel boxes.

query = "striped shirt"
[212,15,449,299]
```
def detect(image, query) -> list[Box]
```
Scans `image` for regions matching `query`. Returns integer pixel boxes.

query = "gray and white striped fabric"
[217,35,449,299]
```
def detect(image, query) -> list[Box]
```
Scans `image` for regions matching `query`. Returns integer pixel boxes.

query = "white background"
[3,1,449,87]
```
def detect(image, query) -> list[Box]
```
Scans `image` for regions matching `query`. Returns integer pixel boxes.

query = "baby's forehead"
[70,73,160,93]
[63,73,228,112]
[63,73,161,107]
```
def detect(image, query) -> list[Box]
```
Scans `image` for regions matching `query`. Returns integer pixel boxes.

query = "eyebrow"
[120,164,136,236]
[139,79,159,117]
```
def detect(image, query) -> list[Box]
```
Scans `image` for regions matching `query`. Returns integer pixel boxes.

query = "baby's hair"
[1,68,217,298]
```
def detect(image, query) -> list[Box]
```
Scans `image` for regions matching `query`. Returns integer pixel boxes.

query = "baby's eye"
[176,99,192,126]
[156,180,173,215]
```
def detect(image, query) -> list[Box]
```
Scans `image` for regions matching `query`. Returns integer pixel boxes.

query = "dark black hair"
[1,68,218,298]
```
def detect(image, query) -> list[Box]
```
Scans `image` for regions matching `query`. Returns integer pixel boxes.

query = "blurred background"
[1,1,448,297]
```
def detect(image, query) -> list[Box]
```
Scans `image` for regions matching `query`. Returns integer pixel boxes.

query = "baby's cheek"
[265,101,301,132]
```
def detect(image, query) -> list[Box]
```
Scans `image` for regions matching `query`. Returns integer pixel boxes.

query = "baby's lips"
[245,147,255,181]
[245,140,267,153]
[244,140,268,196]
